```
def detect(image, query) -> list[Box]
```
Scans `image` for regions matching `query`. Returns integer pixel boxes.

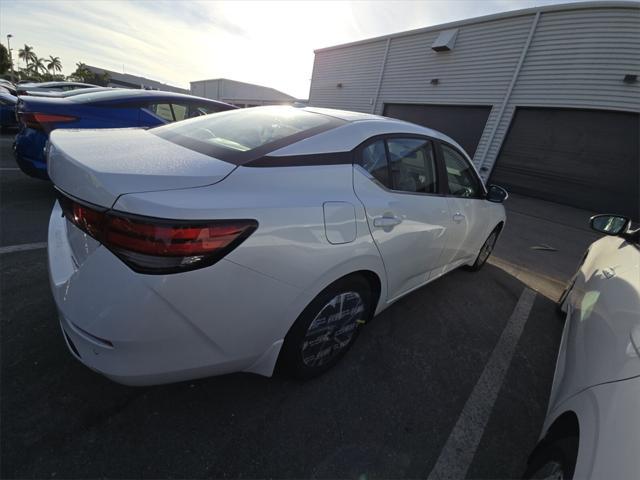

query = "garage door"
[490,108,639,220]
[383,104,491,157]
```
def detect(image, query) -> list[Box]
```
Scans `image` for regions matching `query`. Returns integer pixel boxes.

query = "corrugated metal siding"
[377,14,535,165]
[308,40,388,112]
[480,6,640,174]
[308,4,640,177]
[190,80,295,104]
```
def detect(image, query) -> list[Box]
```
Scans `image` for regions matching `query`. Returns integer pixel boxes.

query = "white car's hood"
[48,128,236,207]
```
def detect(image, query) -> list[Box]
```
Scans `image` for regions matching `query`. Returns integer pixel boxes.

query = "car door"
[353,136,450,301]
[438,142,490,269]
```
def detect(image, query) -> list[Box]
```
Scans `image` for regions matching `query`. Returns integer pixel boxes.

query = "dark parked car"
[16,81,97,96]
[24,86,115,98]
[0,86,18,130]
[14,89,237,179]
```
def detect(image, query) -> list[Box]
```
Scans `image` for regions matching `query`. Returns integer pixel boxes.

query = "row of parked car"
[0,79,236,178]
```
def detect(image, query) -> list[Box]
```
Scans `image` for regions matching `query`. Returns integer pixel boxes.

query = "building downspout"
[371,38,391,114]
[477,11,541,175]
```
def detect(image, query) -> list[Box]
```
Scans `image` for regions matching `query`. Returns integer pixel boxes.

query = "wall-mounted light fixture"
[623,74,637,84]
[430,78,439,85]
[336,82,343,88]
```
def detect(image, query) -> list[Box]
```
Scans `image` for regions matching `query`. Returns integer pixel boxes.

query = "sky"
[1,0,588,99]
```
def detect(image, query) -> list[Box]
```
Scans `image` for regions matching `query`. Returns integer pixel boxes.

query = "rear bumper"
[0,105,18,128]
[48,201,302,385]
[14,128,49,179]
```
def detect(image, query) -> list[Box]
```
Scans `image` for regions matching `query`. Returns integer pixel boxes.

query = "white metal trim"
[371,38,391,114]
[476,11,541,175]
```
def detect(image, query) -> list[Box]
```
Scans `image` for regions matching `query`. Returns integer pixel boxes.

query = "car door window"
[442,144,482,198]
[387,138,437,194]
[360,140,391,188]
[171,103,187,121]
[149,103,174,122]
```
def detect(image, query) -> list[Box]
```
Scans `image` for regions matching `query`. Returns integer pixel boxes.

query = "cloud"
[0,0,582,99]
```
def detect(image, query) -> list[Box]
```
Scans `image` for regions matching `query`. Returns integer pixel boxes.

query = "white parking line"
[0,167,21,171]
[0,242,48,254]
[427,287,537,480]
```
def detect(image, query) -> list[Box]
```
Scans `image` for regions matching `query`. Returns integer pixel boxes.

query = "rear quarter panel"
[113,163,388,337]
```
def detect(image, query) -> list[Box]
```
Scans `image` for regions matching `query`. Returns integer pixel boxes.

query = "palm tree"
[18,44,36,68]
[31,57,47,75]
[46,55,62,74]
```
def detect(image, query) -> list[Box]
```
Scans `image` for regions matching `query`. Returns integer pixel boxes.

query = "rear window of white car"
[151,106,344,164]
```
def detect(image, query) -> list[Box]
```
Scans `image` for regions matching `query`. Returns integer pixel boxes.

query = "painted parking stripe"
[0,167,21,171]
[427,287,537,479]
[0,242,48,254]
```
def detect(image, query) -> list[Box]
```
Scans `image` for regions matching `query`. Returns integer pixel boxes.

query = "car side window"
[387,138,437,194]
[187,104,220,118]
[442,144,482,198]
[360,140,391,188]
[149,103,174,122]
[171,103,187,121]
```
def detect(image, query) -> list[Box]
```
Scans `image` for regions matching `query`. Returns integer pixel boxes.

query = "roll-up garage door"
[491,108,639,220]
[383,104,491,157]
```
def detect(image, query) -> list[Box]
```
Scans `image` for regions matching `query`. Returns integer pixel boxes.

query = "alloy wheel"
[478,231,498,265]
[301,291,364,367]
[532,460,565,480]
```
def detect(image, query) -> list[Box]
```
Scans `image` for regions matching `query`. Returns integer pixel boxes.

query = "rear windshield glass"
[151,106,341,164]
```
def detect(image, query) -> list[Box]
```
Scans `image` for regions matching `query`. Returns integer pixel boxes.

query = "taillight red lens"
[20,112,78,131]
[58,193,257,274]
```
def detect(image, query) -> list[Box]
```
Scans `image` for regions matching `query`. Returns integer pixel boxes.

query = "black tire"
[279,275,373,380]
[466,227,500,272]
[524,436,578,480]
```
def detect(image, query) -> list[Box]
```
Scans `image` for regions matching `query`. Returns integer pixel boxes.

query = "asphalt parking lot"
[0,130,600,478]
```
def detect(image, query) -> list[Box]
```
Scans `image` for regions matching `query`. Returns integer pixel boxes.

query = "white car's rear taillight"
[58,192,257,274]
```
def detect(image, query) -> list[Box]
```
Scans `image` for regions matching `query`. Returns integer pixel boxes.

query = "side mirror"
[590,214,629,236]
[486,184,508,203]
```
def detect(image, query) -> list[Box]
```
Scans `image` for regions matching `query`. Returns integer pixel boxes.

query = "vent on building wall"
[431,29,458,52]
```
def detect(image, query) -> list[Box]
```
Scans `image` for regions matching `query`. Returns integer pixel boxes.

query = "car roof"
[279,106,468,158]
[303,107,387,122]
[22,81,96,88]
[68,88,231,105]
[26,87,115,98]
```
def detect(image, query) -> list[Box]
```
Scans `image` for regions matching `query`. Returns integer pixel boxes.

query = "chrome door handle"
[373,215,402,228]
[453,212,465,223]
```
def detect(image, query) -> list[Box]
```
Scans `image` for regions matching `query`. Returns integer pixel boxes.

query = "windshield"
[151,106,340,163]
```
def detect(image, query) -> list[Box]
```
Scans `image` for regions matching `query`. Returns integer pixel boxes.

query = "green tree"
[0,43,10,75]
[68,62,109,86]
[18,44,36,69]
[46,55,62,74]
[31,57,47,75]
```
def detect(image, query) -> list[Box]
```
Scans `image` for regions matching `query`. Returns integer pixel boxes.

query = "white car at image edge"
[525,214,640,479]
[47,106,507,385]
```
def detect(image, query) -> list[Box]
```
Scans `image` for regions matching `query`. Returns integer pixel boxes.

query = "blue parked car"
[15,89,236,179]
[0,86,18,131]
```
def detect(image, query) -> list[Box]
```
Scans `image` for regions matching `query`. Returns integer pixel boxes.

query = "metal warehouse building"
[309,1,640,218]
[191,78,296,108]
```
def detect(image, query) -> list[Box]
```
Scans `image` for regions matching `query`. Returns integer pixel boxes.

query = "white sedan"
[47,106,507,385]
[525,214,640,479]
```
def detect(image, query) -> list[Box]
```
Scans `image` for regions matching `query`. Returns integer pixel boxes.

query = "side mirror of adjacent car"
[486,185,508,203]
[589,214,629,236]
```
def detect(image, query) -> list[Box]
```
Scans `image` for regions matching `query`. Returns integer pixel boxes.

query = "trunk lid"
[48,128,236,207]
